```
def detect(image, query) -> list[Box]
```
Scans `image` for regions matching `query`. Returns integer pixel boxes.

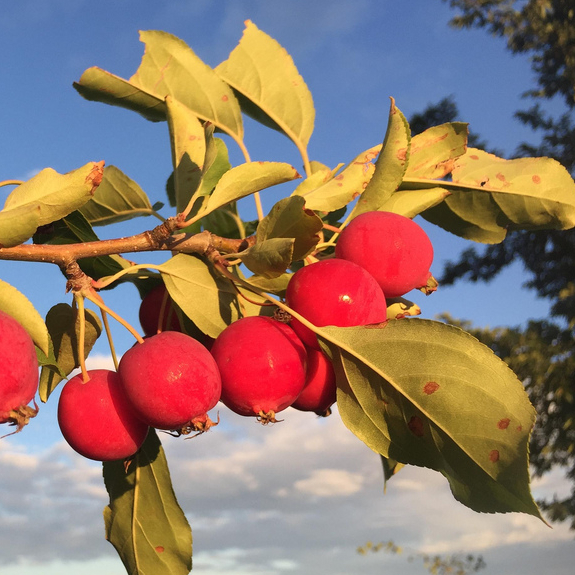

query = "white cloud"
[294,468,364,497]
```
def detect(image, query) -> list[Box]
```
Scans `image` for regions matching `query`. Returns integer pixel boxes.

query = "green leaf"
[200,161,300,219]
[103,430,192,575]
[256,196,322,261]
[414,148,575,243]
[242,272,291,297]
[74,67,166,122]
[386,297,421,319]
[80,166,157,225]
[159,254,239,339]
[0,279,50,355]
[0,162,104,248]
[378,188,451,218]
[293,146,381,212]
[166,96,206,213]
[380,456,405,492]
[237,237,295,278]
[39,303,103,402]
[352,99,410,218]
[215,20,315,166]
[404,122,468,179]
[75,30,244,145]
[319,320,542,519]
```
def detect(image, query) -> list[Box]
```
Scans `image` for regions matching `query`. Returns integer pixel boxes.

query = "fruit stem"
[84,289,145,345]
[73,294,90,383]
[100,309,119,370]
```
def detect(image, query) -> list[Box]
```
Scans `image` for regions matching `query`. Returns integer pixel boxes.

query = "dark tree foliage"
[408,1,575,525]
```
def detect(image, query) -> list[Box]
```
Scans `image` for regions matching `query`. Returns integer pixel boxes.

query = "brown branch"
[0,217,255,267]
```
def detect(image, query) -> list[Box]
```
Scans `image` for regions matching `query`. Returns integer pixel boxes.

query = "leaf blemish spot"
[470,154,479,160]
[532,175,541,184]
[423,381,439,395]
[489,449,500,463]
[221,95,229,102]
[155,546,165,553]
[408,416,424,437]
[497,418,510,430]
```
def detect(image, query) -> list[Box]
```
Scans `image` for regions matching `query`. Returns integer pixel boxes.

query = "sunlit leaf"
[0,279,50,355]
[0,162,104,247]
[200,161,300,219]
[256,196,322,261]
[38,303,102,402]
[412,148,575,242]
[103,430,192,575]
[351,100,410,217]
[294,146,381,212]
[160,254,239,338]
[215,20,315,166]
[378,188,451,218]
[80,165,156,225]
[404,122,468,179]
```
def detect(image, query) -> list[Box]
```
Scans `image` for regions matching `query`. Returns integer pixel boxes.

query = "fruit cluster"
[1,211,433,463]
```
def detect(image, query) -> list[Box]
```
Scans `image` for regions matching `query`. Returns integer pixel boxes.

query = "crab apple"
[57,370,149,461]
[285,258,387,349]
[334,211,434,298]
[210,316,307,421]
[0,310,39,431]
[138,284,182,336]
[118,331,221,431]
[291,347,337,416]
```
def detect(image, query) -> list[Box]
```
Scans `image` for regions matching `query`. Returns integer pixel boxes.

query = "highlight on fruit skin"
[335,211,434,298]
[210,316,307,421]
[57,369,149,462]
[285,258,387,349]
[118,331,222,432]
[0,310,40,436]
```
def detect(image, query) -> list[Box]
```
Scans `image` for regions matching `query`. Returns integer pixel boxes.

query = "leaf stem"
[0,179,24,188]
[74,293,90,383]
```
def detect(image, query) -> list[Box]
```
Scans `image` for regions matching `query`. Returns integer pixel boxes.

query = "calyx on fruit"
[334,211,434,298]
[210,316,307,423]
[285,258,387,349]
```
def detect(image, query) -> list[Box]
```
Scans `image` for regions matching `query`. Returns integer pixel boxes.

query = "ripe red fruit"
[291,347,337,416]
[0,310,39,432]
[118,331,221,431]
[57,369,149,461]
[285,258,387,349]
[334,211,434,298]
[210,316,307,421]
[138,284,181,336]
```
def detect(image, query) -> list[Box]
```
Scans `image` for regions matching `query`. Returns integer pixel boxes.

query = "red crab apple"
[138,284,182,336]
[210,316,307,422]
[57,369,149,461]
[285,258,387,349]
[291,347,337,416]
[0,310,39,432]
[334,211,434,298]
[118,331,221,432]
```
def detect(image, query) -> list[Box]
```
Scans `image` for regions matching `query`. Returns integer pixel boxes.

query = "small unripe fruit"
[138,284,181,336]
[291,347,337,415]
[57,370,149,461]
[335,211,433,298]
[0,310,39,430]
[285,258,387,349]
[118,331,221,431]
[210,316,307,421]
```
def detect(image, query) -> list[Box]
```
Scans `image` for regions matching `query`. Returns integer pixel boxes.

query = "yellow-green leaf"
[0,279,50,355]
[0,162,104,247]
[216,20,315,167]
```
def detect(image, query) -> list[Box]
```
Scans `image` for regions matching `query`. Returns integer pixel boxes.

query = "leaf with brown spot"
[316,319,543,519]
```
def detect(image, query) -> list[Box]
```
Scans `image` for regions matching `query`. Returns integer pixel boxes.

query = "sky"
[1,1,574,574]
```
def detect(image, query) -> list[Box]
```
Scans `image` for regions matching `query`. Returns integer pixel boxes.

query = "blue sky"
[1,1,573,575]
